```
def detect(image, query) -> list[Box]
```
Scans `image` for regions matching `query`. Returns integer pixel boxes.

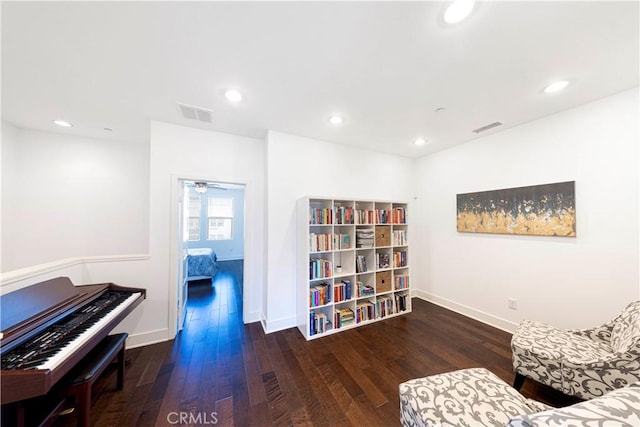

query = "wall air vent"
[472,121,503,134]
[177,103,213,123]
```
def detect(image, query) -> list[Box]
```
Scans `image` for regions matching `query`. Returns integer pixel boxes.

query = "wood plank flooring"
[59,260,575,426]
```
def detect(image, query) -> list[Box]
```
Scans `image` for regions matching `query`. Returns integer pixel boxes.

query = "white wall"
[149,121,265,336]
[1,125,150,271]
[264,130,416,332]
[413,88,640,331]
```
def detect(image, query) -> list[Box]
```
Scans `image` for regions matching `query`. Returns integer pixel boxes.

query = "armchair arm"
[561,352,640,399]
[568,321,615,344]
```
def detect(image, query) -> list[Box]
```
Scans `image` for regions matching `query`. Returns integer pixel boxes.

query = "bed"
[185,248,218,282]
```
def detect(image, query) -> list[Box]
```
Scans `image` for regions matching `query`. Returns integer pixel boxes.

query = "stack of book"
[357,280,375,297]
[356,229,374,248]
[334,308,354,328]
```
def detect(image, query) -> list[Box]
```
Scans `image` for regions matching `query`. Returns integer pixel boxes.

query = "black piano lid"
[1,277,106,338]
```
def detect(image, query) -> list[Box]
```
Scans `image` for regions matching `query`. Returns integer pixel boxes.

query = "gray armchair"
[511,301,640,399]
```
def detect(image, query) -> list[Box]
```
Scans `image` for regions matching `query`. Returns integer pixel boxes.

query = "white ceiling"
[2,1,638,158]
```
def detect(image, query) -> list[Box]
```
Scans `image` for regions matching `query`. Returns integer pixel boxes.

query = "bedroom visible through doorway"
[179,181,246,333]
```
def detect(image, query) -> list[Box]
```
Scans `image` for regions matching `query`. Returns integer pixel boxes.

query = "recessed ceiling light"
[224,89,243,102]
[329,115,344,125]
[414,138,428,147]
[444,0,476,24]
[543,80,570,94]
[53,120,73,128]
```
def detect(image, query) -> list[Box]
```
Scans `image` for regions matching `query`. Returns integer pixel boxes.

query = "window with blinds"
[208,197,233,240]
[187,194,201,241]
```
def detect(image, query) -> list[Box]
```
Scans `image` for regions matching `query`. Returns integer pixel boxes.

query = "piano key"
[35,292,140,371]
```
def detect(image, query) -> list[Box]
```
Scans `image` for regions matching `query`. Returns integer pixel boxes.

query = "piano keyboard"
[1,291,140,371]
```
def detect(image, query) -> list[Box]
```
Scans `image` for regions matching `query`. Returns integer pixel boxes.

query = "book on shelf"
[309,258,332,279]
[394,275,409,290]
[355,209,375,225]
[376,209,392,224]
[393,251,407,268]
[356,301,375,323]
[310,311,331,336]
[392,207,406,224]
[357,280,375,297]
[356,255,368,273]
[309,282,331,307]
[376,252,390,269]
[392,230,407,246]
[376,296,394,318]
[309,233,332,252]
[355,229,374,248]
[334,206,354,225]
[310,208,333,225]
[334,279,352,302]
[333,233,351,250]
[395,293,408,312]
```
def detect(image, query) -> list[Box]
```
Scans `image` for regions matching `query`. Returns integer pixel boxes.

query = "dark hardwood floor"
[59,260,575,426]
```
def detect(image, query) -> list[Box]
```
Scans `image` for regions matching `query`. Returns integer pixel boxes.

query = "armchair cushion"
[506,382,640,427]
[399,368,550,427]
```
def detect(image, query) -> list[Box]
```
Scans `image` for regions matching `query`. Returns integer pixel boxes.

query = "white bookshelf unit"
[297,197,411,340]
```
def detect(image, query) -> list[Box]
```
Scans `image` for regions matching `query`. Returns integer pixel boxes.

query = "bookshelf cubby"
[298,197,411,340]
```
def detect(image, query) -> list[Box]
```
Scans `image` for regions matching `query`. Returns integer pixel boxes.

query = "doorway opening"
[178,180,246,333]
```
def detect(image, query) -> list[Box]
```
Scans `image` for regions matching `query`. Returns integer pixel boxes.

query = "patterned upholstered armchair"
[511,300,640,399]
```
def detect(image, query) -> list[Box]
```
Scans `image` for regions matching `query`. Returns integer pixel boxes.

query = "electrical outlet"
[508,298,518,310]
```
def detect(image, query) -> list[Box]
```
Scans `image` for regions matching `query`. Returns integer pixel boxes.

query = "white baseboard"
[261,314,296,334]
[125,328,170,349]
[412,289,518,334]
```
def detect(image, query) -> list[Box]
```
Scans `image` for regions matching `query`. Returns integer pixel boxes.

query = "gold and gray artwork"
[456,181,576,237]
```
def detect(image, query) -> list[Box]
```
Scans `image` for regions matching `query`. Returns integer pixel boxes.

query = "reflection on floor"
[183,259,244,337]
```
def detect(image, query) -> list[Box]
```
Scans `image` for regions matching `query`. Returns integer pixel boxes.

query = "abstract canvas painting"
[456,181,576,236]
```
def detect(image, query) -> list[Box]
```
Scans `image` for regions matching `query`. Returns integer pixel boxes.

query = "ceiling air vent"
[472,121,502,134]
[177,103,213,123]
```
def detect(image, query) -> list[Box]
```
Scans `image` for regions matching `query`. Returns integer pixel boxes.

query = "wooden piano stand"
[59,333,128,427]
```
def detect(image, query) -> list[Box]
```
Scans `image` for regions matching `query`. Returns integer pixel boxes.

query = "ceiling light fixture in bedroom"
[443,0,476,24]
[224,89,243,102]
[53,119,73,128]
[328,115,343,125]
[194,182,208,193]
[543,80,570,94]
